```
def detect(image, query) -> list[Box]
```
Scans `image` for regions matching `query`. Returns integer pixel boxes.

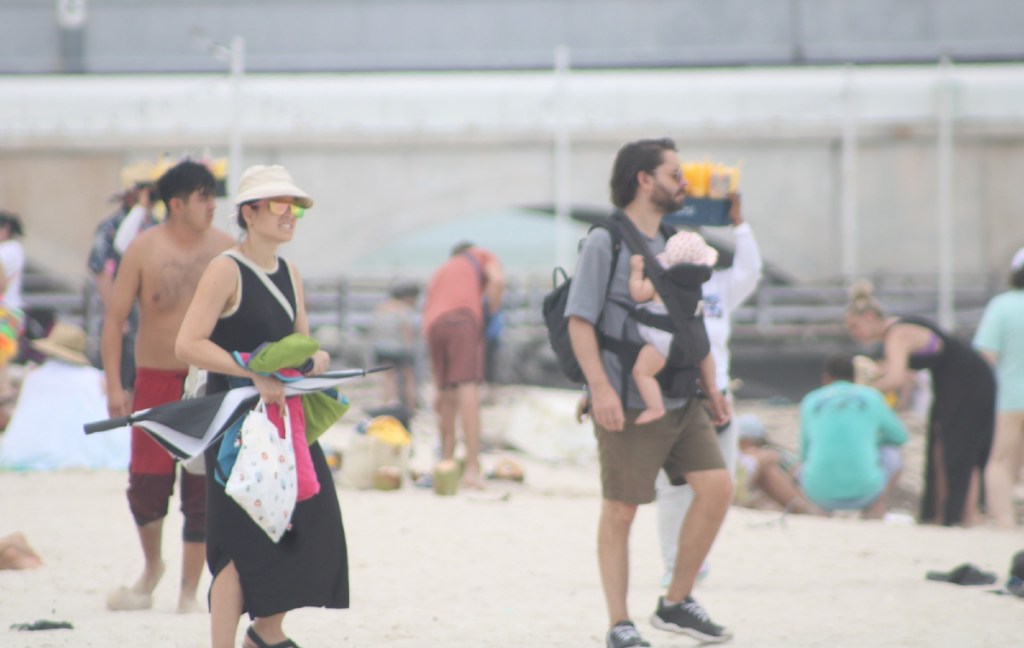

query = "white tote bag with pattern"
[224,400,298,543]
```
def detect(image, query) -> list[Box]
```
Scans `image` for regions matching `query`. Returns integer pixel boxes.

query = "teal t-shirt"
[800,381,908,503]
[973,290,1024,412]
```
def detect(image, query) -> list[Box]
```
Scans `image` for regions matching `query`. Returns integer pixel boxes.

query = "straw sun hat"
[233,165,313,208]
[30,322,90,366]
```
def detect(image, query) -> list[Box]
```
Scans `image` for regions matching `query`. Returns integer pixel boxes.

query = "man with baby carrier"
[566,138,734,646]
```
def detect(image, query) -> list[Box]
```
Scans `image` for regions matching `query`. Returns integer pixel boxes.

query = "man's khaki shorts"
[595,398,725,504]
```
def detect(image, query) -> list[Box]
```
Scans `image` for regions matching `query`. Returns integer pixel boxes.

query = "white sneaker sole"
[650,612,734,643]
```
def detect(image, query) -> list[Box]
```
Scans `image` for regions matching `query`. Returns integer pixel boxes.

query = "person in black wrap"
[176,165,347,648]
[844,281,995,526]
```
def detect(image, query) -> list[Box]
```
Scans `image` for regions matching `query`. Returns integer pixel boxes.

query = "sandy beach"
[1,385,1021,648]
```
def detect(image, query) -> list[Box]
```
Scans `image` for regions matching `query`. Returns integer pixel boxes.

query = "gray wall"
[3,0,1023,73]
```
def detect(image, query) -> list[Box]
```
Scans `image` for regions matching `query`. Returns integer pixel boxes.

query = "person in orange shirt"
[422,241,505,488]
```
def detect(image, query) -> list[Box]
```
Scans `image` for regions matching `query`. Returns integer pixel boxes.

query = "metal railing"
[22,272,1003,361]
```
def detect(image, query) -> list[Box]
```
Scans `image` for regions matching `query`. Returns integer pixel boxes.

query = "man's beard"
[651,183,684,215]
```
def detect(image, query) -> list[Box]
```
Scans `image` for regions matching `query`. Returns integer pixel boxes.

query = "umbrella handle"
[83,416,133,435]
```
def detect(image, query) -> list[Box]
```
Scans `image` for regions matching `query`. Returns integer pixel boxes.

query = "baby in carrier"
[628,230,718,424]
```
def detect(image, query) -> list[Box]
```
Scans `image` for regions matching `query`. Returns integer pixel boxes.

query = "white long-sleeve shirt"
[701,222,763,390]
[0,239,25,311]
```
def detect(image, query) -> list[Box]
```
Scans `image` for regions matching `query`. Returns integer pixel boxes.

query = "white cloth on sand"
[0,361,130,470]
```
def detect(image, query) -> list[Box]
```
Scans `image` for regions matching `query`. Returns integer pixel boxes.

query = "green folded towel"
[248,333,320,373]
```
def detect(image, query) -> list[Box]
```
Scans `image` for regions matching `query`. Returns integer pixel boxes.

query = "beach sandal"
[245,625,300,648]
[106,586,154,611]
[925,563,998,586]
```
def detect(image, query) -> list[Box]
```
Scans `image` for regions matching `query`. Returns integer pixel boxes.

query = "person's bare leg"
[665,468,732,603]
[751,449,818,514]
[962,469,983,527]
[434,388,457,460]
[137,519,166,590]
[401,367,417,411]
[632,345,667,425]
[247,613,288,647]
[598,499,637,625]
[457,381,483,487]
[379,368,397,404]
[984,412,1024,528]
[177,540,206,613]
[0,533,42,570]
[863,469,902,520]
[3,532,41,561]
[108,520,166,610]
[210,561,244,648]
[863,447,904,520]
[931,438,949,523]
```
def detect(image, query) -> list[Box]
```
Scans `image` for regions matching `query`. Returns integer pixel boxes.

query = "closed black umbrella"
[83,368,387,461]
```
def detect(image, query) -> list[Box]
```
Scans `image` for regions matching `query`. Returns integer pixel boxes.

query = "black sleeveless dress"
[894,316,995,525]
[204,255,349,617]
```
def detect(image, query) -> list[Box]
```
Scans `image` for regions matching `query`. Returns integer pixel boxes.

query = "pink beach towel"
[264,398,320,501]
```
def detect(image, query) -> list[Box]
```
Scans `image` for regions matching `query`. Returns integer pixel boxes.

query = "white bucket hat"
[233,165,313,208]
[656,230,719,268]
[30,322,90,366]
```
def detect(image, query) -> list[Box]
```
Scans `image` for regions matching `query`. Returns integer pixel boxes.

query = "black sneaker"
[606,620,651,648]
[650,595,733,643]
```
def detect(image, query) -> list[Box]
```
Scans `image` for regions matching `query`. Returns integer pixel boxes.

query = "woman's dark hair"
[609,138,677,208]
[1011,266,1024,289]
[389,281,421,300]
[236,204,251,231]
[156,160,216,212]
[0,210,23,238]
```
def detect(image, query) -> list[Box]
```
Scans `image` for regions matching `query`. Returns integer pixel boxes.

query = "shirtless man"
[102,160,234,613]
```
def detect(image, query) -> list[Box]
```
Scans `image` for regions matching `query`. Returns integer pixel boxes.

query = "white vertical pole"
[840,64,859,284]
[936,55,955,330]
[228,36,246,197]
[554,45,572,270]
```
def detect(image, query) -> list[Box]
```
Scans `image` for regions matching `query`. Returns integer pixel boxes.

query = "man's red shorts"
[127,368,205,541]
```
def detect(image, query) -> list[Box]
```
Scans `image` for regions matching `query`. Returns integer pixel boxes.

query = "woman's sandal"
[245,625,300,648]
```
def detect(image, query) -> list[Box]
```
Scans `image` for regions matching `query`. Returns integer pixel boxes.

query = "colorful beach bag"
[224,400,298,543]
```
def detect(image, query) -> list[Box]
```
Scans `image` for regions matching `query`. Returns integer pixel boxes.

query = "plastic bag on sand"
[503,389,595,464]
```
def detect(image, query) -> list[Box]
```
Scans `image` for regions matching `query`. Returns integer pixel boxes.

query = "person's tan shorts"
[596,398,725,504]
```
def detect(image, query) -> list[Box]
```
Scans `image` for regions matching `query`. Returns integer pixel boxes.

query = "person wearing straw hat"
[101,160,234,614]
[0,322,129,471]
[177,164,347,648]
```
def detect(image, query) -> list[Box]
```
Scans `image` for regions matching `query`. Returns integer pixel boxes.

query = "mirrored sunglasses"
[264,200,306,219]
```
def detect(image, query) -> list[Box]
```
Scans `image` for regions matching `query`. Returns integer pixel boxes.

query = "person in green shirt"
[972,247,1024,528]
[799,354,909,518]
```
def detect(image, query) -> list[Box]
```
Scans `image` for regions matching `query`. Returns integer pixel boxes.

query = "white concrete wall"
[3,65,1023,286]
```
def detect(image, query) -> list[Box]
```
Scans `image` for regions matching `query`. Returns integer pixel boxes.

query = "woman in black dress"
[177,165,347,648]
[844,281,995,526]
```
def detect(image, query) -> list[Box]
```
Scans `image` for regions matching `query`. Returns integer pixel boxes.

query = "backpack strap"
[461,251,485,290]
[587,216,647,401]
[609,212,708,399]
[578,218,623,335]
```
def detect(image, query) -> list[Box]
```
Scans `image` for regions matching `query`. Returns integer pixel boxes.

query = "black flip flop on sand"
[926,563,998,586]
